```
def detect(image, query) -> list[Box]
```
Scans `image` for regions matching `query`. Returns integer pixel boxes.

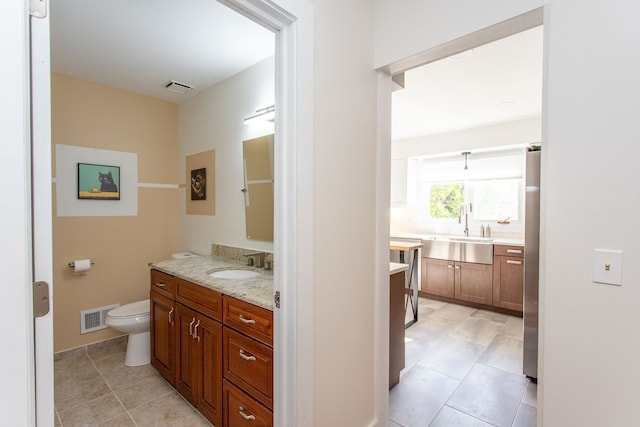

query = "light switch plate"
[593,249,623,286]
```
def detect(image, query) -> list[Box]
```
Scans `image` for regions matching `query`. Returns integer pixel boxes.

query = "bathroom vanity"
[149,255,273,427]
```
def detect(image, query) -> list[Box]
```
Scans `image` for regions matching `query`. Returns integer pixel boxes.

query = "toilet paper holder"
[68,260,95,268]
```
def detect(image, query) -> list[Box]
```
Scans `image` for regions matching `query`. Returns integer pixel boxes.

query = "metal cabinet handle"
[155,282,166,287]
[189,317,196,336]
[447,264,453,269]
[454,265,461,269]
[507,259,522,265]
[238,406,256,420]
[168,307,174,325]
[239,349,257,361]
[239,314,256,324]
[506,249,522,254]
[193,320,200,341]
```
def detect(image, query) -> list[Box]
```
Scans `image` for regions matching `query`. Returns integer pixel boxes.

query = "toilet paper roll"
[73,259,92,274]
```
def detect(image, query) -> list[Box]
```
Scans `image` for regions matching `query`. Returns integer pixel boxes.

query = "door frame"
[222,2,315,424]
[27,0,316,425]
[374,7,545,423]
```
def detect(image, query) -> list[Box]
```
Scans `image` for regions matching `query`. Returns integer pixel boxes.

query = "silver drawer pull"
[447,264,453,269]
[168,307,174,325]
[454,265,461,269]
[155,282,166,287]
[506,249,522,254]
[239,349,257,361]
[193,320,200,341]
[507,260,522,265]
[239,314,256,324]
[238,406,256,420]
[189,317,196,336]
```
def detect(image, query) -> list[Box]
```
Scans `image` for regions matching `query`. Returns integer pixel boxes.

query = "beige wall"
[51,73,179,352]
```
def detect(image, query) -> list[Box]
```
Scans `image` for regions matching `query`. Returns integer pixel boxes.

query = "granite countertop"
[150,255,274,311]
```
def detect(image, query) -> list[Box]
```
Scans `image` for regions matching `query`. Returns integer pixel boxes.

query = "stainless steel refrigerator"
[523,144,541,380]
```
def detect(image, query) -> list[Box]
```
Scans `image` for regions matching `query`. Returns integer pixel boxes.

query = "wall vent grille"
[80,304,119,334]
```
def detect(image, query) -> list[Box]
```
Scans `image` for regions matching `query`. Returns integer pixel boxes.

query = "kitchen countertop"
[390,232,524,247]
[389,262,409,275]
[150,255,274,311]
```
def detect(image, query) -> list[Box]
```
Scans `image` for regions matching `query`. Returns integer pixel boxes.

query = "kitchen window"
[412,147,525,224]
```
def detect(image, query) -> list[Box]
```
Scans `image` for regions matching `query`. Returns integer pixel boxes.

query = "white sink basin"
[208,269,260,279]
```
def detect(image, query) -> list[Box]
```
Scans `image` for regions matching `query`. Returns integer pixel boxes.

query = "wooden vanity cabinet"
[493,245,524,312]
[422,258,492,305]
[150,269,177,384]
[223,296,274,427]
[175,302,223,425]
[150,269,273,427]
[150,291,176,385]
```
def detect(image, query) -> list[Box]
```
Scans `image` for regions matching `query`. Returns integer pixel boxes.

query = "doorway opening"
[384,14,544,427]
[44,0,309,426]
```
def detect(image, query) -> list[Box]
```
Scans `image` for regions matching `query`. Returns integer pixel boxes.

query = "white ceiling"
[392,26,543,140]
[50,0,275,103]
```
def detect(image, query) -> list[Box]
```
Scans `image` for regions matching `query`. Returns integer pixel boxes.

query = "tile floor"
[54,337,212,427]
[390,298,537,427]
[55,298,535,427]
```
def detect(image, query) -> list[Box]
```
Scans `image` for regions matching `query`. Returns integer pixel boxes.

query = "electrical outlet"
[593,249,623,286]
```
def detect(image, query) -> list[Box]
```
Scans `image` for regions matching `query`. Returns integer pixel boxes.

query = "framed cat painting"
[77,163,121,200]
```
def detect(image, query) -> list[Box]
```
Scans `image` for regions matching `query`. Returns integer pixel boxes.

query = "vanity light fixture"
[244,105,275,125]
[462,151,471,170]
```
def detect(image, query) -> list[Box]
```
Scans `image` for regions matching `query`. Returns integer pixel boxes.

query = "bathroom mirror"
[242,134,274,241]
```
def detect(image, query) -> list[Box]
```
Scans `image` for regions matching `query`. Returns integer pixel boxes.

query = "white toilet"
[105,299,151,366]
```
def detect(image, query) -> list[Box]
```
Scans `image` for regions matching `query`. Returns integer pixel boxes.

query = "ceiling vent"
[164,80,194,94]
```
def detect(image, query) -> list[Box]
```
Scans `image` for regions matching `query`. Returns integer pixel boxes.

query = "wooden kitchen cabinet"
[421,257,455,298]
[150,291,176,385]
[493,245,524,312]
[422,258,492,305]
[455,261,493,305]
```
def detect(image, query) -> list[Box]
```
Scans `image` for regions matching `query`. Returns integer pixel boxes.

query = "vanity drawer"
[494,245,524,258]
[223,327,273,409]
[176,278,222,322]
[150,269,176,299]
[223,379,272,427]
[223,296,273,346]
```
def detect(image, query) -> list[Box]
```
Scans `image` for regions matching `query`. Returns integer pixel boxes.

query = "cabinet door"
[195,314,223,426]
[150,291,175,384]
[493,255,524,311]
[455,261,493,305]
[175,303,199,404]
[422,258,454,298]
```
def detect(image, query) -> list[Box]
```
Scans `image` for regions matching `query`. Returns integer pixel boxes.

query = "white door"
[31,1,55,426]
[0,0,53,424]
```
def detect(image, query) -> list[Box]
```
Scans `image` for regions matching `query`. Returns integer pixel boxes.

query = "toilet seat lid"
[108,299,150,318]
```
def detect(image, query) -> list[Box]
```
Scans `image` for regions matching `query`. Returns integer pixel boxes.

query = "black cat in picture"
[99,171,118,192]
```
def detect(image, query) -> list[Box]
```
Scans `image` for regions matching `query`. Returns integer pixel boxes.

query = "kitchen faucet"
[458,202,472,236]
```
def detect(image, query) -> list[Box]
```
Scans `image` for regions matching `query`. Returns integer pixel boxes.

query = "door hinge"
[33,281,50,317]
[30,0,47,18]
[274,291,280,309]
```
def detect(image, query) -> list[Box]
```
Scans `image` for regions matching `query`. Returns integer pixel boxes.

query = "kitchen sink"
[422,237,494,264]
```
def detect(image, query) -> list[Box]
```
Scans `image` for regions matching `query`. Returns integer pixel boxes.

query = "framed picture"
[190,168,206,200]
[77,163,120,200]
